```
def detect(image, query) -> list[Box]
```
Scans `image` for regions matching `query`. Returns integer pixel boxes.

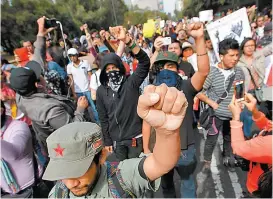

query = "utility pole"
[111,0,118,26]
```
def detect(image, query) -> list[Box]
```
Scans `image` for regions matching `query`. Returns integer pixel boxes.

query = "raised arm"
[150,37,164,68]
[229,94,272,164]
[33,16,55,71]
[115,40,125,57]
[137,84,188,181]
[187,22,210,91]
[110,26,150,87]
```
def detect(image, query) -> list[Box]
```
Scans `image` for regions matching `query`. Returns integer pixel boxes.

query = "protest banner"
[206,7,251,61]
[199,10,213,22]
[143,20,155,38]
[160,20,165,28]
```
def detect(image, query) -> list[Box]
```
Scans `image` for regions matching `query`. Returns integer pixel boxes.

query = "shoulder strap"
[106,161,136,198]
[55,181,70,199]
[246,67,259,89]
[216,74,236,104]
[1,159,20,194]
[94,72,98,85]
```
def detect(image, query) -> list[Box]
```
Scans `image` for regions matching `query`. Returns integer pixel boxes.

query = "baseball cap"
[98,45,109,53]
[67,48,78,56]
[182,42,193,50]
[25,61,42,80]
[42,122,103,181]
[154,51,179,66]
[10,67,37,96]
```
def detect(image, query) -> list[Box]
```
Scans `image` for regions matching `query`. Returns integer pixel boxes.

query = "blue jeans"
[76,91,99,123]
[240,107,253,138]
[161,144,197,198]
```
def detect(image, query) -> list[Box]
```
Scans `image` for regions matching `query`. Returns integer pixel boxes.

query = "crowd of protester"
[1,4,272,198]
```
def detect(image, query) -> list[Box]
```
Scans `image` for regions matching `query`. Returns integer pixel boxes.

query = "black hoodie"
[96,49,150,146]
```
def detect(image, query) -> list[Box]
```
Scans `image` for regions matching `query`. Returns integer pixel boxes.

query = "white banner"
[199,10,213,22]
[206,7,251,62]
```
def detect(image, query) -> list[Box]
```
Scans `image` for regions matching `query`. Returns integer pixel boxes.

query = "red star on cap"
[163,52,169,57]
[54,144,65,157]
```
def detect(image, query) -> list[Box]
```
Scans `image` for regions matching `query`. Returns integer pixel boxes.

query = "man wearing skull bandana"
[143,22,210,198]
[96,26,150,161]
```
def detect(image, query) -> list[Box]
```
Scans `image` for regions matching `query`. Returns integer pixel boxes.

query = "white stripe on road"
[218,135,243,198]
[197,130,224,198]
[211,149,225,198]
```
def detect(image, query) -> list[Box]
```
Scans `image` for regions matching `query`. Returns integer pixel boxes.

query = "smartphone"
[14,47,29,62]
[162,37,171,45]
[44,18,58,29]
[235,81,245,101]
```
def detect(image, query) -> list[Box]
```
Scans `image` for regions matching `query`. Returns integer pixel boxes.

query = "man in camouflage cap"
[43,84,188,198]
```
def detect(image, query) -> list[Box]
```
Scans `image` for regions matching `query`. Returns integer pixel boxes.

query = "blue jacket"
[47,61,67,80]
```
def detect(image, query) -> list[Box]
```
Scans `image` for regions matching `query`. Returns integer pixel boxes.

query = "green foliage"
[219,0,226,5]
[1,0,127,54]
[182,0,205,18]
[123,9,169,26]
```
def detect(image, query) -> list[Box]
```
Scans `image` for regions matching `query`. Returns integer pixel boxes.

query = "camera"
[44,18,58,29]
[223,155,250,171]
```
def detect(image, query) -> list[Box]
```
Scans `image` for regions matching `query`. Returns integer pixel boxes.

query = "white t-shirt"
[218,67,234,81]
[257,26,264,38]
[90,69,101,90]
[187,53,198,72]
[67,60,91,93]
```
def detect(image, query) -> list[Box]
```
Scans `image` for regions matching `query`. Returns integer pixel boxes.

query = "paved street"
[154,129,248,198]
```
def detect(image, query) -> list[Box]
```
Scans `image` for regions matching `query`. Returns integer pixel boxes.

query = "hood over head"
[100,53,126,86]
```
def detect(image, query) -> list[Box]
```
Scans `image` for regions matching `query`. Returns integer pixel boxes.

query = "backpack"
[54,161,136,198]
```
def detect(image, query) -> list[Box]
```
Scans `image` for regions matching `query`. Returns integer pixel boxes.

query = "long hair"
[240,37,256,53]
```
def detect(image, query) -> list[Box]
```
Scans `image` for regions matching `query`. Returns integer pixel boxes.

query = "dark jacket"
[96,49,150,146]
[16,93,86,153]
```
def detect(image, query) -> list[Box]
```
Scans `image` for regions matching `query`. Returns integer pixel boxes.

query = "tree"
[123,6,169,26]
[1,0,128,54]
[182,0,205,18]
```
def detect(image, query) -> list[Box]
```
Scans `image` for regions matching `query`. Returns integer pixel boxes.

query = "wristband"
[197,52,208,56]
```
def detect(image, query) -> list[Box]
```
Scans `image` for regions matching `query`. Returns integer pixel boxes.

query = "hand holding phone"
[235,81,245,102]
[161,37,171,45]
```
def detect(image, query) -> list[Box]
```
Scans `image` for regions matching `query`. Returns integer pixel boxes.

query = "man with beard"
[44,84,188,198]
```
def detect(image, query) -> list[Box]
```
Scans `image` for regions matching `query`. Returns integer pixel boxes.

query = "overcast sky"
[163,0,176,15]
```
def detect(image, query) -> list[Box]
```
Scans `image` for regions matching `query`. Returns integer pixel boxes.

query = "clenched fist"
[186,22,204,39]
[137,84,188,131]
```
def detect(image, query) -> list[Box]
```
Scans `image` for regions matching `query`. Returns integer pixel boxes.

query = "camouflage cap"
[154,51,179,65]
[42,122,103,181]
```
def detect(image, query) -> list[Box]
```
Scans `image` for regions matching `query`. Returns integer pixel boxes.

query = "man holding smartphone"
[197,38,245,171]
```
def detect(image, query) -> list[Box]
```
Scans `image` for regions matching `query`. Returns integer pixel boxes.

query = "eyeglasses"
[244,45,255,48]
